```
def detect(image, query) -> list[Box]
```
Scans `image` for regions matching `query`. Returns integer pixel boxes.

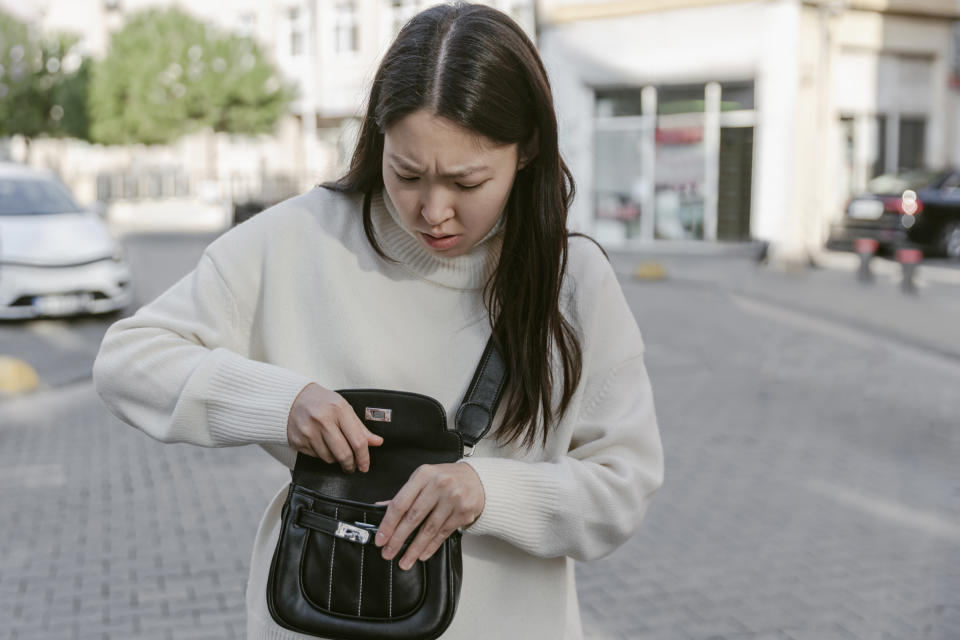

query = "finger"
[338,407,380,473]
[316,424,356,473]
[309,438,334,465]
[376,467,431,551]
[383,488,440,564]
[415,518,458,564]
[398,504,454,570]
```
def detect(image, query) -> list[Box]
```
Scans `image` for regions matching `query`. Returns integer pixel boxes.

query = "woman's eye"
[396,174,419,182]
[457,182,483,191]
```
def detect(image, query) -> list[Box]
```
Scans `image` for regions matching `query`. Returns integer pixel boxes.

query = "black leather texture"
[455,338,507,447]
[267,390,464,640]
[267,337,505,639]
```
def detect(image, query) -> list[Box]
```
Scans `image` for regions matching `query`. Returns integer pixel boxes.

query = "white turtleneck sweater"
[93,186,663,639]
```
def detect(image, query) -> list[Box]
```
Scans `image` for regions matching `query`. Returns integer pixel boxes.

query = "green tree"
[89,7,297,146]
[0,9,91,156]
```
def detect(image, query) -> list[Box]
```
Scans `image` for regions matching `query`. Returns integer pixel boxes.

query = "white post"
[640,86,658,242]
[704,81,721,241]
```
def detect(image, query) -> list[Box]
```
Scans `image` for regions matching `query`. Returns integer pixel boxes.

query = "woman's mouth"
[420,233,462,251]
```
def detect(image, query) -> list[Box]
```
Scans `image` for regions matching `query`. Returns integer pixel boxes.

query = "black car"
[827,169,960,259]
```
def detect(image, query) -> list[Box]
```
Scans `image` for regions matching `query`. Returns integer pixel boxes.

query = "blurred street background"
[1,0,960,639]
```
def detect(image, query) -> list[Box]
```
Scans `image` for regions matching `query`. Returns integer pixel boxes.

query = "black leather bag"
[267,338,507,639]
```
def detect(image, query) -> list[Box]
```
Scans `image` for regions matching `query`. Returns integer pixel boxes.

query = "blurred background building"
[1,0,959,256]
[541,0,960,260]
[0,0,536,230]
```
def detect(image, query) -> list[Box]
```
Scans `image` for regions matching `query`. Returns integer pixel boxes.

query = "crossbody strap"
[454,335,508,453]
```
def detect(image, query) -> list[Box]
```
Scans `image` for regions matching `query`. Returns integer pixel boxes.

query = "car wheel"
[941,222,960,260]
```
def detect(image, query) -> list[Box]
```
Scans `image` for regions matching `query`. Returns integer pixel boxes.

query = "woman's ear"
[518,130,540,170]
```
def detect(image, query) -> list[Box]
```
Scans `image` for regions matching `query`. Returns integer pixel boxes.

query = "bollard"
[0,356,40,395]
[895,247,923,295]
[633,261,667,281]
[853,238,879,284]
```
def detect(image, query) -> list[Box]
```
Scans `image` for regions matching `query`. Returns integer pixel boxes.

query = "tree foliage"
[89,7,297,145]
[0,8,90,140]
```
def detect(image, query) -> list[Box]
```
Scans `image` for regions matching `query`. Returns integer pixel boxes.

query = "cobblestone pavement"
[1,269,958,639]
[575,277,959,640]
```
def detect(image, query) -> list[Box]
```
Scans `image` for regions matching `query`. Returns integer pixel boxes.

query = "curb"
[0,357,40,396]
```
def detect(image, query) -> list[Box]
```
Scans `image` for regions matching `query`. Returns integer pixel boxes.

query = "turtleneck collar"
[369,188,504,290]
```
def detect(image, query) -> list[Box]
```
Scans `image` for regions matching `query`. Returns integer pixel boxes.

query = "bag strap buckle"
[335,522,373,544]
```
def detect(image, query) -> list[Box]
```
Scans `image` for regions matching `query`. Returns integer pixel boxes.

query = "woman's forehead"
[383,110,517,168]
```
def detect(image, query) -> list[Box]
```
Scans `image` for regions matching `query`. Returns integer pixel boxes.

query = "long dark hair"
[323,2,581,448]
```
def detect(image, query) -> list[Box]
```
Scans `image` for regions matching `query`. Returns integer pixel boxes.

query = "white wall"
[539,0,798,246]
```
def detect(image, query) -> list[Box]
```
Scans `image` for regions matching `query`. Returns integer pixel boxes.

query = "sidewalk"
[608,245,960,362]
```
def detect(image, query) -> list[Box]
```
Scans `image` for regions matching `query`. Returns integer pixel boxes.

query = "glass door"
[654,112,706,240]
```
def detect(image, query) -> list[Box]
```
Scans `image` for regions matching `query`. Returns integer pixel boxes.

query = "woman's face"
[382,109,522,257]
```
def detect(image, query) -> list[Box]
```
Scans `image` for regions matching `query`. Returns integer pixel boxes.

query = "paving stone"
[2,264,958,639]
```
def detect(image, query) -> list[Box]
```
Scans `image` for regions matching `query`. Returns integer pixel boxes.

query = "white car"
[0,162,133,319]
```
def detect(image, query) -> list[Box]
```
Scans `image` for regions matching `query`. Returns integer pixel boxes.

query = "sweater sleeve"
[92,250,314,448]
[462,249,664,562]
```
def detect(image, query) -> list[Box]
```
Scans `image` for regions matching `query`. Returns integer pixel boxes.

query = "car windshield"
[0,176,83,215]
[865,170,939,195]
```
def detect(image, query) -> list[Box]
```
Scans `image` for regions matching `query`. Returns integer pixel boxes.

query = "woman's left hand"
[375,462,484,570]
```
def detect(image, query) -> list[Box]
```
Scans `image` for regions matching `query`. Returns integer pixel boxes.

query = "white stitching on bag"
[329,507,338,610]
[358,513,365,616]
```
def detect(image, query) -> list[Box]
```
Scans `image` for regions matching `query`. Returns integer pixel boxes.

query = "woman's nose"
[420,189,455,226]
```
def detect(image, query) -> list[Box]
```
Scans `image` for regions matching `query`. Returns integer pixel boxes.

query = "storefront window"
[898,118,926,171]
[657,85,705,115]
[873,114,887,178]
[654,122,705,239]
[594,125,646,238]
[595,88,644,117]
[720,81,754,111]
[593,80,755,243]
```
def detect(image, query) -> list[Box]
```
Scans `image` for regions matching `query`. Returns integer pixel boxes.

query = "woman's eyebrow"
[388,154,488,178]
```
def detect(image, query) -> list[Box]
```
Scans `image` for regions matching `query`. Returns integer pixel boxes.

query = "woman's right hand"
[286,383,384,473]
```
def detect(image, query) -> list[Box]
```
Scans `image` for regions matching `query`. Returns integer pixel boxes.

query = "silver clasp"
[365,408,392,422]
[335,522,371,544]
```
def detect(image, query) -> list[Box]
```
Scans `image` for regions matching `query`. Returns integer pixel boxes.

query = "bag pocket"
[295,492,426,621]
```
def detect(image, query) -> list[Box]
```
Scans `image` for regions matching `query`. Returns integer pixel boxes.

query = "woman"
[93,3,663,638]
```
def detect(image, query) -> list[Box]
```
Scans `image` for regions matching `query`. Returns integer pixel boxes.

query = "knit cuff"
[173,348,314,447]
[459,457,560,546]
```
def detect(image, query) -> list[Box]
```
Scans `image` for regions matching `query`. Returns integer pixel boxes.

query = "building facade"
[3,0,958,253]
[538,0,960,256]
[1,0,536,217]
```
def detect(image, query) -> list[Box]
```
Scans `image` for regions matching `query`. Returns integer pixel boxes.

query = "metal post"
[853,237,878,283]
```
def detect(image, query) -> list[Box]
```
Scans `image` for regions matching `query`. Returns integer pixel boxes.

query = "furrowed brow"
[389,154,488,178]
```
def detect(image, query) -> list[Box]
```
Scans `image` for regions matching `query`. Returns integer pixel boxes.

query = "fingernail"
[399,559,411,571]
[375,532,385,546]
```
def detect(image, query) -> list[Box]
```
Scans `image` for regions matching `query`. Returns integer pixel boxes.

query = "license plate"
[848,199,884,220]
[33,294,87,317]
